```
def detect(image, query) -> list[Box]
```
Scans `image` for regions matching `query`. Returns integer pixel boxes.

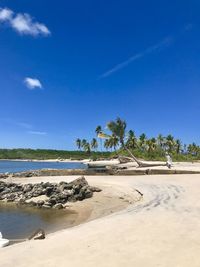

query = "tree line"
[76,117,200,161]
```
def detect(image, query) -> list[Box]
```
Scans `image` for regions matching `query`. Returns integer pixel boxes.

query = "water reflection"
[0,203,78,239]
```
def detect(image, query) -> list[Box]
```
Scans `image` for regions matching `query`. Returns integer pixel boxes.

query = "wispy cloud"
[0,7,50,37]
[28,131,47,135]
[0,118,32,129]
[15,122,32,129]
[24,77,43,90]
[99,25,193,79]
[100,37,173,79]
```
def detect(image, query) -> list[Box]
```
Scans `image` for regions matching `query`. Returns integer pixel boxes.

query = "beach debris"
[0,177,101,209]
[28,229,45,240]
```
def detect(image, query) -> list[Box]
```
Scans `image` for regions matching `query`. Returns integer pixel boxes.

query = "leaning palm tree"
[106,117,167,168]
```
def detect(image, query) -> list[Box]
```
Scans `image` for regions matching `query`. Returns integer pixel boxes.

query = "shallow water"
[0,160,86,173]
[0,203,78,240]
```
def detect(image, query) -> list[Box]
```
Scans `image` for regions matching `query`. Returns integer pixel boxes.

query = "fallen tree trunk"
[120,146,167,168]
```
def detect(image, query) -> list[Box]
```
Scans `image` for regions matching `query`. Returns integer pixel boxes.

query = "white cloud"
[0,7,50,37]
[0,7,13,21]
[24,77,43,90]
[28,131,47,135]
[11,14,50,36]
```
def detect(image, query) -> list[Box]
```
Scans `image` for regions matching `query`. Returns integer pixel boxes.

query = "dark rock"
[0,176,99,209]
[23,184,33,193]
[37,200,45,206]
[53,203,63,209]
[46,187,54,196]
[89,186,102,192]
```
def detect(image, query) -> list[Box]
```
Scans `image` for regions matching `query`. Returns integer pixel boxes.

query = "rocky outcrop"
[0,177,101,209]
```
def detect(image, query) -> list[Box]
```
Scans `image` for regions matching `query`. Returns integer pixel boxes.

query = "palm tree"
[106,117,142,165]
[76,138,82,151]
[166,134,175,153]
[188,142,198,156]
[146,138,157,153]
[95,125,102,136]
[95,125,102,151]
[82,141,91,154]
[175,139,182,154]
[81,139,87,150]
[157,134,164,149]
[126,130,137,150]
[104,139,110,151]
[106,117,166,168]
[139,133,147,151]
[91,138,98,151]
[110,134,119,151]
[107,117,126,147]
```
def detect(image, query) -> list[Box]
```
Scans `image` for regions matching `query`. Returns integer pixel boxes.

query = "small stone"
[53,203,63,209]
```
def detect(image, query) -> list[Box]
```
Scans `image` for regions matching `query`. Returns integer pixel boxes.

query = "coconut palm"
[81,139,87,150]
[91,138,98,151]
[188,142,198,156]
[82,141,91,154]
[106,117,166,168]
[166,134,175,153]
[157,134,164,149]
[95,125,103,151]
[139,133,147,150]
[76,138,82,151]
[146,138,157,153]
[107,117,126,147]
[175,139,182,154]
[126,130,137,150]
[110,134,119,151]
[104,139,110,151]
[95,125,102,136]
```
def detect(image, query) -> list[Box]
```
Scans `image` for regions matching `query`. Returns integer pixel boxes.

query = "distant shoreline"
[0,159,87,163]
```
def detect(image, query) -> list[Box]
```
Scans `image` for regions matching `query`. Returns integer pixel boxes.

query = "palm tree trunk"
[122,145,167,168]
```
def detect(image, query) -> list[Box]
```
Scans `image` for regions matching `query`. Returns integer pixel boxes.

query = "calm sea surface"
[0,160,86,173]
[0,160,86,242]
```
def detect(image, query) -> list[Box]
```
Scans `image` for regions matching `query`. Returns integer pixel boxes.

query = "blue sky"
[0,0,199,150]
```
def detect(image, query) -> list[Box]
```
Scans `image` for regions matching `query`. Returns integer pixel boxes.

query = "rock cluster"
[0,177,101,209]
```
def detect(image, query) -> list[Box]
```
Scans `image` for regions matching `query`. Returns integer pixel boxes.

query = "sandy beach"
[1,173,200,266]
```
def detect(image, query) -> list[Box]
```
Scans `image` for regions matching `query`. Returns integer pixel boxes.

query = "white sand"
[0,175,200,267]
[1,173,200,266]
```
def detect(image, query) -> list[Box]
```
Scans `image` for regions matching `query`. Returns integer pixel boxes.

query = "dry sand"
[1,173,200,266]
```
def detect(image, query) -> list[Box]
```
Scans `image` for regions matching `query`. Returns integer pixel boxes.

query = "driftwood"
[28,229,45,240]
[119,147,168,168]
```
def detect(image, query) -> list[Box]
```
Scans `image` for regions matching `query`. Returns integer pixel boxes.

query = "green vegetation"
[0,148,111,160]
[76,117,200,162]
[1,118,200,162]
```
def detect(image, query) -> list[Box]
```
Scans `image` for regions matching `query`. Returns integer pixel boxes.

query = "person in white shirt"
[166,152,172,169]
